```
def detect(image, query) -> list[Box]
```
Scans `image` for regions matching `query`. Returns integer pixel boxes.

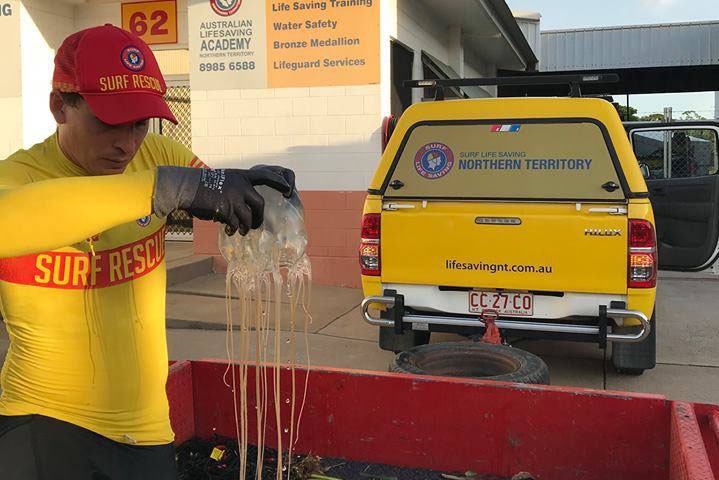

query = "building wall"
[541,21,719,72]
[0,97,23,159]
[0,1,23,158]
[20,0,75,148]
[397,0,449,66]
[514,13,541,64]
[396,0,496,99]
[396,0,447,103]
[190,83,382,286]
[21,0,74,48]
[0,0,76,157]
[464,48,496,97]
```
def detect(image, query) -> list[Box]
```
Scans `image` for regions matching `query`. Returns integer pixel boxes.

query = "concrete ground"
[0,242,717,404]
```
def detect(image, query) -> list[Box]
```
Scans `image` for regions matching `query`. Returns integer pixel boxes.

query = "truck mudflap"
[361,293,651,344]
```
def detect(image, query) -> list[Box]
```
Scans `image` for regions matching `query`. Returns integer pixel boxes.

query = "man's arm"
[0,170,156,258]
[0,165,295,258]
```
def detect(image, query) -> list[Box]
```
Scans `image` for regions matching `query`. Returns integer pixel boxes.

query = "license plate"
[468,291,533,316]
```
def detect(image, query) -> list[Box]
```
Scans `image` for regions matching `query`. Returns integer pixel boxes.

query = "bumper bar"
[361,296,651,343]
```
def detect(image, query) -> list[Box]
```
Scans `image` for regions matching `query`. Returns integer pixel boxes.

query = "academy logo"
[121,46,145,72]
[210,0,241,16]
[137,215,152,227]
[414,142,454,179]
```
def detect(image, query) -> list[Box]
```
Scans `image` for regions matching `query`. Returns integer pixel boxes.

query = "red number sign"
[122,1,177,45]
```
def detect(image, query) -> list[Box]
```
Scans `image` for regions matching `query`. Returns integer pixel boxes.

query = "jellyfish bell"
[220,186,308,274]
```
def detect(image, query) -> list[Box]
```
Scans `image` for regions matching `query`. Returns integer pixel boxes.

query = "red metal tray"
[167,360,719,480]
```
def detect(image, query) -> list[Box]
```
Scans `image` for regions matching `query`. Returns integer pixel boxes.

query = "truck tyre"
[379,327,430,353]
[611,312,656,375]
[391,342,550,385]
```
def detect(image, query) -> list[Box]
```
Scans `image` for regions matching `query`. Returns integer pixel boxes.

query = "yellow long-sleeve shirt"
[0,132,200,445]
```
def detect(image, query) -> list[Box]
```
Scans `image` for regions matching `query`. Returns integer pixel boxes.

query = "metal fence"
[633,128,718,179]
[158,85,194,241]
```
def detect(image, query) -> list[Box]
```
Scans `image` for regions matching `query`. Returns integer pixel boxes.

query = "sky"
[505,0,719,118]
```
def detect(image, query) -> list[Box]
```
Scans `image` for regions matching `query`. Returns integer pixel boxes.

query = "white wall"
[191,84,382,191]
[396,0,496,100]
[464,48,496,97]
[20,0,75,148]
[74,2,118,33]
[514,14,540,64]
[396,0,446,103]
[380,0,398,117]
[397,0,448,67]
[0,98,23,159]
[0,1,23,159]
[21,0,74,48]
[0,1,75,153]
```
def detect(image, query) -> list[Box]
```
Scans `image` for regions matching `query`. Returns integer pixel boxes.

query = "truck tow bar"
[479,310,502,345]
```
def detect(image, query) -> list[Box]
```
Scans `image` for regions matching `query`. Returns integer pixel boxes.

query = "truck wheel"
[391,342,550,385]
[611,312,656,375]
[379,326,430,353]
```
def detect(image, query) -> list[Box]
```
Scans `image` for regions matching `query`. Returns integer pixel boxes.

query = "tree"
[638,113,666,121]
[616,105,638,121]
[681,110,706,121]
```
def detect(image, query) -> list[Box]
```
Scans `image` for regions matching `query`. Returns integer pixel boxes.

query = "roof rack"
[403,73,620,100]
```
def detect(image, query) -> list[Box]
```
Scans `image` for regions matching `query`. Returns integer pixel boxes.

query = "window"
[632,128,719,179]
[390,40,414,116]
[385,121,624,200]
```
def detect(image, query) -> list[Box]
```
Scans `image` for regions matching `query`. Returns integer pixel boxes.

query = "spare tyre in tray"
[391,342,550,385]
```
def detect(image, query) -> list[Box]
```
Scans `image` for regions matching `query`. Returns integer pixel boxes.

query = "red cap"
[53,24,177,125]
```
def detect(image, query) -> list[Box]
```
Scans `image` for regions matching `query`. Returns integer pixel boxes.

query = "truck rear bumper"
[362,294,651,344]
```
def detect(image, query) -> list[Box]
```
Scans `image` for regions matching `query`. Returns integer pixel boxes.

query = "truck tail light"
[628,219,657,288]
[359,213,381,276]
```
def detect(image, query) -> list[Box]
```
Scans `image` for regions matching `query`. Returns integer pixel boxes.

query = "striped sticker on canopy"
[490,124,521,132]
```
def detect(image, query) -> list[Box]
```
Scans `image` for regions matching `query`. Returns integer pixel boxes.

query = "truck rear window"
[384,121,625,200]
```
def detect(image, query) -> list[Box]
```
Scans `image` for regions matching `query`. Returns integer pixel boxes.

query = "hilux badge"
[584,228,622,237]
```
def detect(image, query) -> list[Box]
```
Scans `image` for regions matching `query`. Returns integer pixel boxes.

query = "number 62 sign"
[121,0,178,45]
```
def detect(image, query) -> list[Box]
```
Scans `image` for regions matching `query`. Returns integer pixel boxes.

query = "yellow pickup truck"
[360,76,719,375]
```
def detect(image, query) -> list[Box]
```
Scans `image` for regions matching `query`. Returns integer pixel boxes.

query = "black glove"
[251,164,296,198]
[153,166,295,235]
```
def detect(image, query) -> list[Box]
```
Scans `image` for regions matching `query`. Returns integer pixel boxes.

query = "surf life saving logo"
[414,143,454,179]
[210,0,241,16]
[121,46,145,72]
[137,215,152,227]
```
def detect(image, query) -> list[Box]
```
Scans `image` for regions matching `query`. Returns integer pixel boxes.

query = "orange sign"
[265,0,379,88]
[122,0,178,45]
